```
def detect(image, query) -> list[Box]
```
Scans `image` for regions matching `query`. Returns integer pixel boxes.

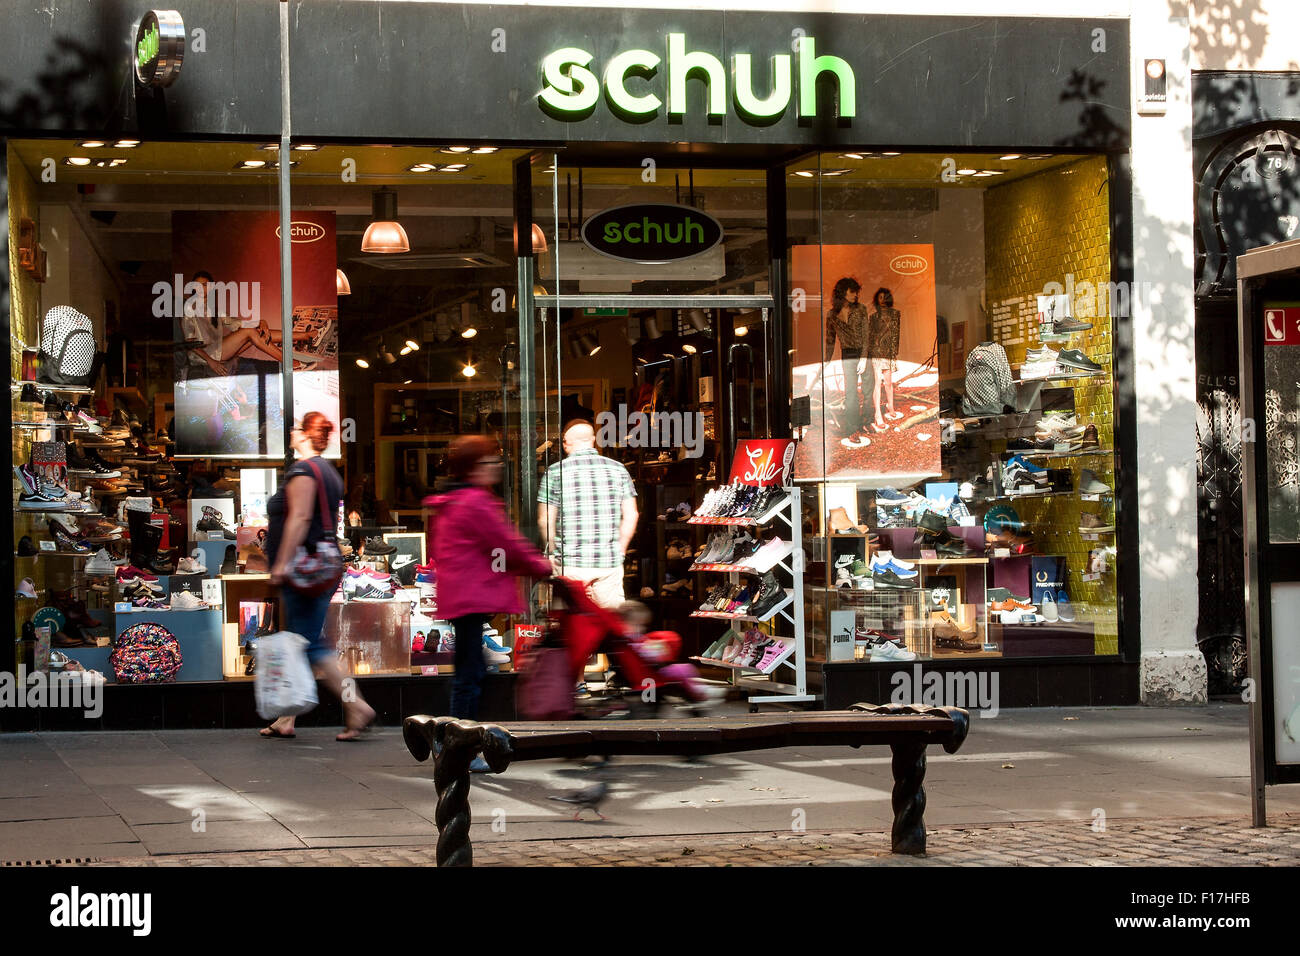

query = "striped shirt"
[538,448,636,569]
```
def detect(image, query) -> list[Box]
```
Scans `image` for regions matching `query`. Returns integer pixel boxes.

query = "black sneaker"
[66,447,96,475]
[872,567,915,589]
[1056,348,1103,373]
[747,572,786,619]
[86,450,123,477]
[363,535,397,556]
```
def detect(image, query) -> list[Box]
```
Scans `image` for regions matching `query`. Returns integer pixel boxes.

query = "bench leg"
[433,736,477,867]
[889,741,928,855]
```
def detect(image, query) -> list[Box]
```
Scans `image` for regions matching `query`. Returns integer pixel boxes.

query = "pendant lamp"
[336,269,351,296]
[361,188,410,254]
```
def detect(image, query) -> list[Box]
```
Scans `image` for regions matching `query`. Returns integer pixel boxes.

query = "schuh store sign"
[135,10,185,88]
[581,203,723,265]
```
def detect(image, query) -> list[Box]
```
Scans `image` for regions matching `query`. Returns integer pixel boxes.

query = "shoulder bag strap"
[302,458,335,537]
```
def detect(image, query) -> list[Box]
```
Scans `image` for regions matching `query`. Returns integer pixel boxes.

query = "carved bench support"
[889,741,928,854]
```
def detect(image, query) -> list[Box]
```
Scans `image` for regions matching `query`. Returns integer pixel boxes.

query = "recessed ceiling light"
[399,345,413,356]
[64,157,91,166]
[822,169,850,176]
[735,325,749,337]
[841,153,866,160]
[237,160,267,169]
[408,163,436,172]
[956,168,977,176]
[794,170,815,178]
[295,144,320,151]
[355,357,370,369]
[471,147,498,154]
[440,164,466,171]
[1000,154,1023,161]
[442,146,472,153]
[682,343,697,355]
[461,327,478,339]
[78,140,106,149]
[979,169,1005,175]
[114,139,141,148]
[462,363,477,377]
[405,339,420,351]
[881,151,901,156]
[269,160,299,168]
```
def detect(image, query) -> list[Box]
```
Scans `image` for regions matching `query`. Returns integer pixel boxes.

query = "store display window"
[788,153,1121,664]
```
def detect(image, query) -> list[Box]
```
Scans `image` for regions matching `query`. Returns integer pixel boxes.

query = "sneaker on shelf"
[362,536,397,556]
[16,535,39,556]
[990,596,1035,612]
[350,577,395,601]
[1040,591,1059,623]
[870,640,917,662]
[1079,424,1100,449]
[176,549,208,574]
[414,562,436,584]
[756,639,791,671]
[1051,316,1093,334]
[483,645,511,665]
[1079,469,1112,494]
[745,537,793,573]
[1056,589,1076,622]
[46,520,92,554]
[15,577,38,600]
[1078,511,1115,533]
[116,564,160,584]
[196,506,236,540]
[169,591,208,611]
[85,548,119,575]
[1055,348,1103,374]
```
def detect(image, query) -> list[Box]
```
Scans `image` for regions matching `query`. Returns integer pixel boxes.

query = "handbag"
[254,631,319,719]
[285,459,343,596]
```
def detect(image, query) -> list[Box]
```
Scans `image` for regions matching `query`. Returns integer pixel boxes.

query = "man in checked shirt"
[538,420,640,609]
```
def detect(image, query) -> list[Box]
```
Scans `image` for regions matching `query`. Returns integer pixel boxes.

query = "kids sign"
[729,440,797,488]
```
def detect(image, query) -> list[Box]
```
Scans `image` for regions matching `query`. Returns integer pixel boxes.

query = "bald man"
[538,420,639,608]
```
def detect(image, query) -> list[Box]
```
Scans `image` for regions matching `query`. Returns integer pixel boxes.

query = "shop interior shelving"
[689,486,815,709]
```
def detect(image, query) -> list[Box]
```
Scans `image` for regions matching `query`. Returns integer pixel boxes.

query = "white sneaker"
[176,549,208,574]
[870,640,917,662]
[85,548,118,575]
[483,646,511,665]
[169,591,208,610]
[15,577,38,599]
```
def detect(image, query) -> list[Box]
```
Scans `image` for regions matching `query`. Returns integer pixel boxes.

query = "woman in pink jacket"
[425,435,552,728]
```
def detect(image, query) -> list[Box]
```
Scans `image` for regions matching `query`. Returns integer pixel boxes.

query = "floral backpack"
[110,622,183,683]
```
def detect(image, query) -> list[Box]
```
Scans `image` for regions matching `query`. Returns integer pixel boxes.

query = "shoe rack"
[689,486,815,709]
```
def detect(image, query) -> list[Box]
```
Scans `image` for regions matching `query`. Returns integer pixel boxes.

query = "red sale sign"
[728,440,797,487]
[1265,307,1300,346]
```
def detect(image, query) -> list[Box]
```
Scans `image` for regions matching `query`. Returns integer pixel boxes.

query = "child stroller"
[518,576,700,720]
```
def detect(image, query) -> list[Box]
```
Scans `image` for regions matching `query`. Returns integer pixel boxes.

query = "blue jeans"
[282,587,334,666]
[450,614,489,720]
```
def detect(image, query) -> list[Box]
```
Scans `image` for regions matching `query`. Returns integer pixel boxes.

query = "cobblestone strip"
[70,814,1300,867]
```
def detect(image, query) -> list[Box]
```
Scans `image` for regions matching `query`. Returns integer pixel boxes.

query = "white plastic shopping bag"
[254,631,319,720]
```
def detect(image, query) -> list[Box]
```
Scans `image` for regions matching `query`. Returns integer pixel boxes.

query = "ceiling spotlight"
[439,163,466,171]
[355,357,370,369]
[882,151,901,156]
[841,153,865,160]
[461,326,478,339]
[400,345,413,356]
[113,139,141,148]
[336,268,351,296]
[361,187,410,254]
[571,332,600,357]
[295,144,320,151]
[236,159,267,169]
[471,146,498,154]
[78,140,106,149]
[462,362,477,378]
[405,339,420,351]
[64,157,91,166]
[794,170,815,178]
[735,325,749,337]
[956,168,977,176]
[687,309,710,332]
[682,343,697,355]
[442,146,472,154]
[1000,154,1023,161]
[408,163,436,172]
[378,340,397,365]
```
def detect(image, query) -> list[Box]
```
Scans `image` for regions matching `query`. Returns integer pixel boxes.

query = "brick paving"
[73,813,1300,867]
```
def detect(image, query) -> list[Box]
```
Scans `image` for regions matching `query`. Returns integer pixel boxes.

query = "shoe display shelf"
[1013,447,1112,460]
[59,607,226,683]
[690,591,795,623]
[689,486,814,709]
[11,380,95,394]
[813,585,934,660]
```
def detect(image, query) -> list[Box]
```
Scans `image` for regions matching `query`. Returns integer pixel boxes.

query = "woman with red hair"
[425,435,550,756]
[260,412,374,741]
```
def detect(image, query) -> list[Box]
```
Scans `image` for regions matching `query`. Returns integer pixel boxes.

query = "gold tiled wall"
[984,156,1118,654]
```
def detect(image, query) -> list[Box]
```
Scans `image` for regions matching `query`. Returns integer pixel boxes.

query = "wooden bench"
[403,703,971,866]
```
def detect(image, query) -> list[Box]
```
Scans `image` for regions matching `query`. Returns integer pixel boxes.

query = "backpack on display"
[961,343,1016,417]
[110,622,184,683]
[39,306,98,387]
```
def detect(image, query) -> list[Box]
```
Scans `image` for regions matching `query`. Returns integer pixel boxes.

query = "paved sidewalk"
[75,814,1300,867]
[3,703,1299,865]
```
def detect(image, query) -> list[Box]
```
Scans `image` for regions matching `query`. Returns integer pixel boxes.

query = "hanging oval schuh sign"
[581,203,724,265]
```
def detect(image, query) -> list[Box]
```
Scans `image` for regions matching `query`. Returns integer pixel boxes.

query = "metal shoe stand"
[689,487,815,708]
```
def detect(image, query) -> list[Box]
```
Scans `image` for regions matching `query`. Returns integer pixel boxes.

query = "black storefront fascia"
[1,2,1139,726]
